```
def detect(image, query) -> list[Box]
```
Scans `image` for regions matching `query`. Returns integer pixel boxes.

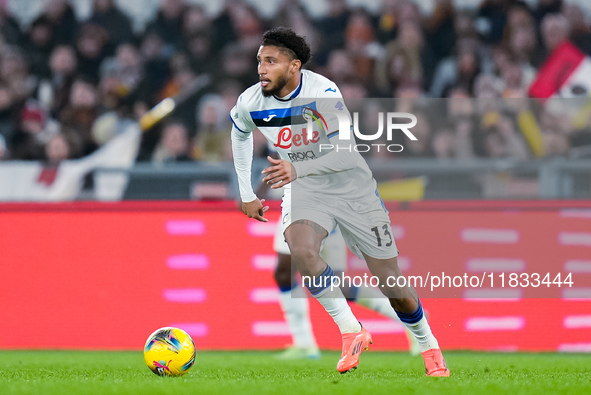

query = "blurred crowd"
[0,0,591,165]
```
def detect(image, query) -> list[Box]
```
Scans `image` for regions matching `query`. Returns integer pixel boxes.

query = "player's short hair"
[261,27,311,65]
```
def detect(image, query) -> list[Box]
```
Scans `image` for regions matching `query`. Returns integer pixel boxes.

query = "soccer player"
[231,27,449,376]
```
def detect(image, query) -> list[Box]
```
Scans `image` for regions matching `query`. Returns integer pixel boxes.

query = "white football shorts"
[280,187,398,260]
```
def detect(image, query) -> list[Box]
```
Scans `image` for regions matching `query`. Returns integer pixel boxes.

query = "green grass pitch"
[0,350,589,394]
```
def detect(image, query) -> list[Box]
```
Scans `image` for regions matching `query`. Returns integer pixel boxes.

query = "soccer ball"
[144,327,196,376]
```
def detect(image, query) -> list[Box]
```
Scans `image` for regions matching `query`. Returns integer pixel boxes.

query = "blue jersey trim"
[273,72,303,102]
[250,102,317,127]
[250,101,317,121]
[375,188,388,213]
[229,114,248,134]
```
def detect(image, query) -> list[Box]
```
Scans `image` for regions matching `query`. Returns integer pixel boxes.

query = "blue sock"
[346,285,359,302]
[395,299,424,324]
[278,281,298,293]
[303,265,336,297]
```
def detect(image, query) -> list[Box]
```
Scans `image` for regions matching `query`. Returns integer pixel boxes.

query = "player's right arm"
[231,126,269,221]
[230,93,269,222]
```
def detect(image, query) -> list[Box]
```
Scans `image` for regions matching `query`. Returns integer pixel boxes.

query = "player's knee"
[289,244,318,265]
[289,245,322,277]
[274,253,294,287]
[274,266,292,288]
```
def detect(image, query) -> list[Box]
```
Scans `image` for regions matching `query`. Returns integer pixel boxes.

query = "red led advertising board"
[0,201,589,352]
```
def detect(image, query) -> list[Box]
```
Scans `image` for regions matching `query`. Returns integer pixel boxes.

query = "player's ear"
[292,59,301,71]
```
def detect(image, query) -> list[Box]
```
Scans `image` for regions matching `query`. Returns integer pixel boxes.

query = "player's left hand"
[262,156,296,189]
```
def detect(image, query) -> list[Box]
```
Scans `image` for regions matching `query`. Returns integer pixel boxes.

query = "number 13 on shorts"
[370,224,393,247]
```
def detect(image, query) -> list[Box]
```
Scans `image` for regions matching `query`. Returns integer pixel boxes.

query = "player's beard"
[261,73,290,98]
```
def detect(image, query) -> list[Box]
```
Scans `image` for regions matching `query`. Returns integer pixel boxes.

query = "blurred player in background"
[231,27,448,376]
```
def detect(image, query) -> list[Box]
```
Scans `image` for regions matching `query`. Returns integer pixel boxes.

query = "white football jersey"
[230,69,379,203]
